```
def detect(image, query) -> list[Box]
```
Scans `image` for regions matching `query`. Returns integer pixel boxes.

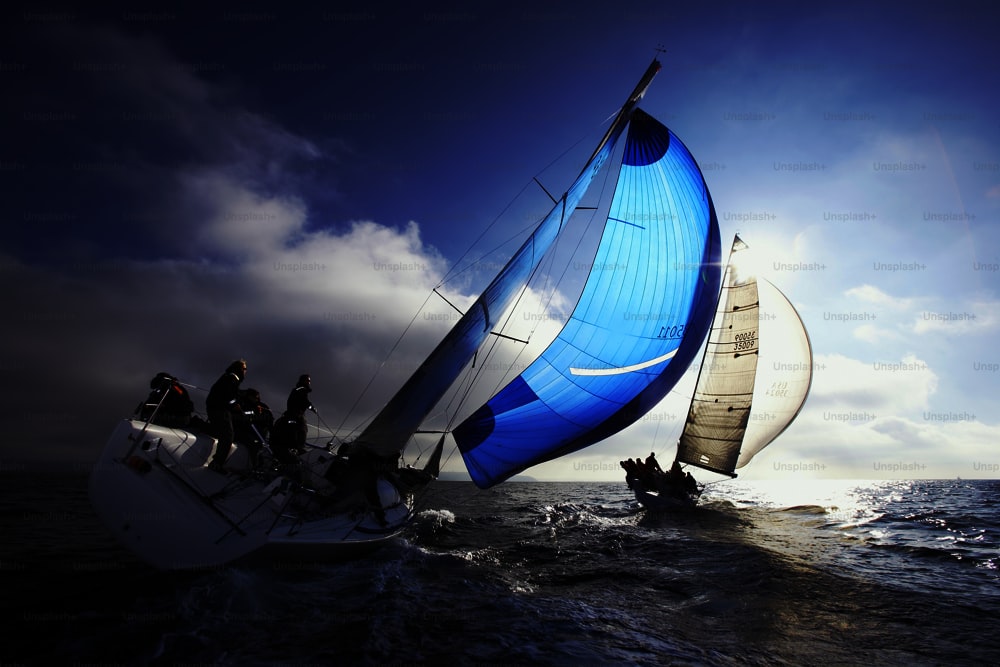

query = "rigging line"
[406,444,472,521]
[442,327,505,424]
[437,439,461,475]
[449,170,610,422]
[449,127,626,418]
[501,126,622,367]
[312,410,350,443]
[150,445,251,534]
[498,161,591,337]
[473,215,581,402]
[404,428,450,469]
[652,413,664,452]
[442,308,511,428]
[335,288,438,439]
[402,433,425,466]
[448,238,557,423]
[426,327,488,428]
[436,118,612,291]
[435,216,547,291]
[419,119,626,431]
[440,206,579,426]
[436,179,534,287]
[177,381,207,394]
[409,443,462,513]
[548,117,624,299]
[436,122,596,290]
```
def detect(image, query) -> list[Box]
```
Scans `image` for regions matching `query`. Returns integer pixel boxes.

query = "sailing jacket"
[206,372,242,413]
[286,385,313,418]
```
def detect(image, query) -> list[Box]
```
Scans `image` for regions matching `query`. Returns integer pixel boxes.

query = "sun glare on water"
[710,478,905,527]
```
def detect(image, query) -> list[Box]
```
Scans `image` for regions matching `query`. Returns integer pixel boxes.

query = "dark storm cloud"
[3,19,324,262]
[0,20,472,466]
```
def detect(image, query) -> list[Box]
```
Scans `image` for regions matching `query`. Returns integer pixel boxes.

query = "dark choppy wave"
[2,473,999,665]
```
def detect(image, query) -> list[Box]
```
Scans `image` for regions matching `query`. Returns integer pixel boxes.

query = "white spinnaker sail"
[737,278,812,468]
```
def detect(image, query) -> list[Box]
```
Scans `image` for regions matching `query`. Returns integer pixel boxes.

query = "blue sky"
[2,1,998,480]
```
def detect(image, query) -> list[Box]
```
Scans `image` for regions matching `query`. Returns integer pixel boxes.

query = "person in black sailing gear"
[136,372,194,428]
[662,459,690,498]
[239,388,274,442]
[206,359,247,473]
[236,387,273,470]
[684,470,699,495]
[636,457,657,491]
[269,374,315,464]
[620,459,640,489]
[287,374,315,421]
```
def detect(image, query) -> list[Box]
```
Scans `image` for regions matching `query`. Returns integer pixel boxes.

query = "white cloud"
[835,283,1000,346]
[844,284,915,310]
[852,323,902,344]
[182,171,310,259]
[811,352,937,413]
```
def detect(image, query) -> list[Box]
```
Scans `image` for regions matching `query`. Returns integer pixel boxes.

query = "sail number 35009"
[734,330,757,351]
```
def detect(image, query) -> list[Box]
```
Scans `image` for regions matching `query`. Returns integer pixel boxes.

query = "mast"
[355,60,662,458]
[581,59,661,173]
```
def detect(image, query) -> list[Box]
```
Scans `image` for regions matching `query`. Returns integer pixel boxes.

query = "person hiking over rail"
[206,359,247,473]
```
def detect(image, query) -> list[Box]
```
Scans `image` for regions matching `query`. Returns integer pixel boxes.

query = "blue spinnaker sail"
[356,61,663,457]
[455,109,722,488]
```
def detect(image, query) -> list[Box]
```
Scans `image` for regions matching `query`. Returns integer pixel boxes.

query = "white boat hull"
[89,419,412,570]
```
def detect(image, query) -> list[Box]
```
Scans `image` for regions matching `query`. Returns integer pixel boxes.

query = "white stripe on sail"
[569,348,678,376]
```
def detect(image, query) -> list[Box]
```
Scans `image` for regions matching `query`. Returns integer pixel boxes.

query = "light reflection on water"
[701,478,999,597]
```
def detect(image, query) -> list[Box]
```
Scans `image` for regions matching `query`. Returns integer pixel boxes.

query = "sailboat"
[89,58,723,569]
[631,235,814,510]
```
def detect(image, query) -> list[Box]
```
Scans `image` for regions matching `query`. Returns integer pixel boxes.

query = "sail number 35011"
[733,330,757,351]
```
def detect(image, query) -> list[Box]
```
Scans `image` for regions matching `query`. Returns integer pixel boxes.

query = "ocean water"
[2,473,998,666]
